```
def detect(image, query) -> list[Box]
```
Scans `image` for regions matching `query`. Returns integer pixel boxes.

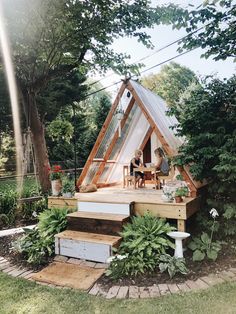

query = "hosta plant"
[158,254,188,279]
[188,232,221,262]
[106,213,175,279]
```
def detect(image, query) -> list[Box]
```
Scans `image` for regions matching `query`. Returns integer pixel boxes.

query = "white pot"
[51,179,62,196]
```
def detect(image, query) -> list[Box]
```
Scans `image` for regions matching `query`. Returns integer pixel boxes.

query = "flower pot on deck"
[175,196,183,203]
[51,179,62,196]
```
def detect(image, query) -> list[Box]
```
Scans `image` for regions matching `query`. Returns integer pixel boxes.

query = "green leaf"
[193,250,205,262]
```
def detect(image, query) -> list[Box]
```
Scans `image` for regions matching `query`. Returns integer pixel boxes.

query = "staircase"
[55,200,133,263]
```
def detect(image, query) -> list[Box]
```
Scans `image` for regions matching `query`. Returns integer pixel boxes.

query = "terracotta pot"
[51,179,62,196]
[175,196,183,203]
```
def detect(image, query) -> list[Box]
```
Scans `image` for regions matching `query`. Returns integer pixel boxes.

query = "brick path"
[1,255,236,299]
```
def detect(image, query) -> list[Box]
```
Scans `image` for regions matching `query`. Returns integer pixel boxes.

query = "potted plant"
[62,180,75,198]
[49,165,63,196]
[175,186,189,203]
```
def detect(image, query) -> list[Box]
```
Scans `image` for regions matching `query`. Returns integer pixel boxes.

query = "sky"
[91,0,235,96]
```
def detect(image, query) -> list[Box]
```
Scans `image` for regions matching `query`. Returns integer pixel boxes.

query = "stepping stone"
[194,279,209,289]
[200,275,224,286]
[89,283,99,296]
[0,262,10,270]
[129,286,139,299]
[168,284,180,294]
[54,255,69,263]
[94,263,108,269]
[116,286,129,299]
[7,268,27,277]
[148,285,160,298]
[80,261,96,268]
[97,284,109,297]
[19,270,34,278]
[67,258,82,265]
[2,266,16,273]
[139,287,150,299]
[158,284,170,295]
[106,286,120,299]
[177,283,190,292]
[218,271,235,281]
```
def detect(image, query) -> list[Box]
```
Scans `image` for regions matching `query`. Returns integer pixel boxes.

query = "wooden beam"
[139,127,153,151]
[77,82,127,185]
[126,81,174,157]
[92,97,135,184]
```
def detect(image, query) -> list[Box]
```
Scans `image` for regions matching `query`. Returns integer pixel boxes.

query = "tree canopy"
[142,62,198,119]
[172,0,236,61]
[174,75,236,235]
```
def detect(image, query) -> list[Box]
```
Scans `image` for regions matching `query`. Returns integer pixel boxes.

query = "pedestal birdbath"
[167,231,190,258]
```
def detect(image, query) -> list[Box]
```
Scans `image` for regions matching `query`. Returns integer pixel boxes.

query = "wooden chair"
[156,166,175,189]
[123,165,135,188]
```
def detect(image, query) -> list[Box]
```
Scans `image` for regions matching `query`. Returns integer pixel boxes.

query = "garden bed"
[0,233,235,285]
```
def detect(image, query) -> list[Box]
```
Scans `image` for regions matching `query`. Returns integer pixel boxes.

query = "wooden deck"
[48,186,200,232]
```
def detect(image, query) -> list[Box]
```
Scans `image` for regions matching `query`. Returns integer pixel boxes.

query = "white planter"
[51,179,62,196]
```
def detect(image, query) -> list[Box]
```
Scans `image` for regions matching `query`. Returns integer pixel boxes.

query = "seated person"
[130,149,145,188]
[154,147,169,176]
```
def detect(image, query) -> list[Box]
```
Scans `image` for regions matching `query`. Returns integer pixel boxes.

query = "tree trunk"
[26,91,51,193]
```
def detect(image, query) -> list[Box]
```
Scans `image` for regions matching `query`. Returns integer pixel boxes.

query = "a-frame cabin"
[77,78,204,197]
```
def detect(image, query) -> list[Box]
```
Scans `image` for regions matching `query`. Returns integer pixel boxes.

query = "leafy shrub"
[13,207,68,265]
[106,214,175,279]
[158,254,188,279]
[188,232,221,261]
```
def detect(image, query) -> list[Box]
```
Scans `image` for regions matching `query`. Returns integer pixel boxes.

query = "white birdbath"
[167,231,190,258]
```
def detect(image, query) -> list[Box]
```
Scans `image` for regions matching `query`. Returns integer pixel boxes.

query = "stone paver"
[54,255,69,263]
[218,271,235,282]
[129,286,139,299]
[67,258,82,265]
[158,284,170,296]
[80,260,96,268]
[139,287,150,299]
[94,263,108,269]
[194,278,209,290]
[177,283,190,292]
[1,255,236,299]
[200,275,224,286]
[89,283,99,296]
[106,286,120,299]
[168,284,180,294]
[116,286,129,299]
[148,285,160,298]
[2,266,16,274]
[7,268,27,277]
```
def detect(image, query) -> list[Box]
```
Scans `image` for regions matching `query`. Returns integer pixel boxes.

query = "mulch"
[0,232,235,288]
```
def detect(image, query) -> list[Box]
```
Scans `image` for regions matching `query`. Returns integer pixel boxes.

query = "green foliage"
[0,133,15,171]
[175,186,189,197]
[47,119,74,143]
[171,0,235,61]
[158,254,188,279]
[174,76,236,235]
[14,208,68,265]
[0,178,46,227]
[188,232,221,262]
[107,214,175,279]
[62,179,75,194]
[142,62,198,119]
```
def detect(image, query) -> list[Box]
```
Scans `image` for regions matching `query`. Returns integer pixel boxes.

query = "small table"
[133,166,156,189]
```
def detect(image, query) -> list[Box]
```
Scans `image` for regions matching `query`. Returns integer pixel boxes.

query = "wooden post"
[77,82,127,186]
[177,219,186,232]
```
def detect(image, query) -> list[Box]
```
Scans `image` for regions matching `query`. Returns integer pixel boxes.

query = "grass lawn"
[0,273,236,314]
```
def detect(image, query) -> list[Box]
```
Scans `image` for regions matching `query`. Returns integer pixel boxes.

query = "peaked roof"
[78,79,204,194]
[127,80,184,156]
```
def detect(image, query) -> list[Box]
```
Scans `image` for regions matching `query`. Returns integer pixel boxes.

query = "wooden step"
[77,201,134,215]
[67,211,130,235]
[55,230,121,263]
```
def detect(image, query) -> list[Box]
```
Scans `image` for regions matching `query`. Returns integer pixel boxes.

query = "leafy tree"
[172,0,236,61]
[1,0,177,192]
[142,62,198,118]
[174,75,236,235]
